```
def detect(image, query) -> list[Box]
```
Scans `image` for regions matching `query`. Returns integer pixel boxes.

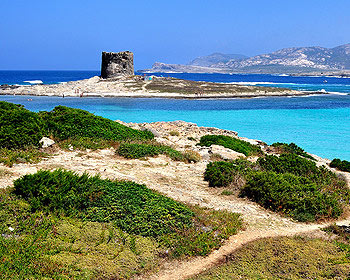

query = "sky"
[1,0,349,70]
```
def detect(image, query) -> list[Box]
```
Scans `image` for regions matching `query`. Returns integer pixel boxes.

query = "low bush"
[13,169,193,237]
[204,159,253,188]
[330,158,350,172]
[39,106,154,142]
[198,135,261,156]
[257,154,346,189]
[271,142,314,159]
[10,170,242,264]
[240,171,343,221]
[204,161,236,188]
[116,142,185,161]
[258,154,322,180]
[0,101,44,149]
[204,154,349,221]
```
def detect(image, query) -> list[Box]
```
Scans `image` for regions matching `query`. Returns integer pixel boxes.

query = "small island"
[0,51,322,99]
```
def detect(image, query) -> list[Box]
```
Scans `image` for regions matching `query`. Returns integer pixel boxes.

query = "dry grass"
[192,236,350,280]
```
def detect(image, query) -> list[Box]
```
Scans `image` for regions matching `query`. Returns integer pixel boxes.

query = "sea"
[0,70,349,161]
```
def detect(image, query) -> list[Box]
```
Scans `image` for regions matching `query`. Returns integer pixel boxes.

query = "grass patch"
[116,142,185,161]
[271,142,314,159]
[0,188,159,279]
[0,168,13,178]
[169,130,180,136]
[191,236,350,280]
[183,150,201,163]
[330,158,350,172]
[198,135,261,156]
[221,190,234,196]
[0,148,48,167]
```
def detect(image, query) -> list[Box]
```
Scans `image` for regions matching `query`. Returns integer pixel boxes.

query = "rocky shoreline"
[0,75,320,99]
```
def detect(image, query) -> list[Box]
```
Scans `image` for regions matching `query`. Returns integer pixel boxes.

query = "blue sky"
[1,0,349,70]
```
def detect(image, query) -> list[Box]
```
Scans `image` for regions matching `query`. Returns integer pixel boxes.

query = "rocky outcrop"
[101,51,134,79]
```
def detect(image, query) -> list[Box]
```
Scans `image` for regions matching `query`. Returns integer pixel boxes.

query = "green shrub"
[330,158,350,172]
[117,142,185,161]
[271,142,314,159]
[13,169,194,237]
[257,154,343,188]
[258,154,319,178]
[39,106,154,142]
[240,171,343,221]
[204,159,253,188]
[0,101,44,149]
[11,169,242,262]
[198,135,261,156]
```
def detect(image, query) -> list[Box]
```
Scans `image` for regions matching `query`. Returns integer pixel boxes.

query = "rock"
[210,145,245,160]
[39,137,55,148]
[101,51,134,79]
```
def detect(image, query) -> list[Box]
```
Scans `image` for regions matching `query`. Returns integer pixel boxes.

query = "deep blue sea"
[0,71,349,160]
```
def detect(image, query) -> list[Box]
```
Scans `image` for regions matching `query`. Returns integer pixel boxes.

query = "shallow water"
[1,94,349,161]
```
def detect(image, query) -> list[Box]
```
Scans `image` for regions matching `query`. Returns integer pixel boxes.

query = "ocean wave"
[23,80,43,84]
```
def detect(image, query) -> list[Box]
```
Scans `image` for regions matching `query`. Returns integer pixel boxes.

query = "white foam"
[23,80,43,84]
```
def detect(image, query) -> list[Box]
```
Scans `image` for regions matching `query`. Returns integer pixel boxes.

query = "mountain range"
[143,44,350,74]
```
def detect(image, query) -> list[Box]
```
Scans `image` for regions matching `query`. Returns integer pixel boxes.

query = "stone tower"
[101,51,134,79]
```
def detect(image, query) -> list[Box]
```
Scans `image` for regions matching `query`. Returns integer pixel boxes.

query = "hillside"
[145,43,350,74]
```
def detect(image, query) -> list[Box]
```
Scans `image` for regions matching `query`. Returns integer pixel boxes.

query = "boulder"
[39,137,55,148]
[101,51,134,78]
[210,144,245,160]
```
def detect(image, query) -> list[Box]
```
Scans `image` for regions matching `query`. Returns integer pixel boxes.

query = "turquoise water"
[1,94,349,161]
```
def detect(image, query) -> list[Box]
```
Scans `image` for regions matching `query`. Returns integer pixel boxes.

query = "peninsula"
[0,51,321,98]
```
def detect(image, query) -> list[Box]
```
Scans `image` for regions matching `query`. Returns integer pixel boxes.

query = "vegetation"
[240,171,343,221]
[0,170,242,279]
[204,159,253,188]
[169,130,180,136]
[39,106,154,142]
[204,154,349,222]
[0,148,48,167]
[14,169,193,237]
[183,150,201,163]
[116,142,185,161]
[191,236,350,280]
[330,158,350,172]
[271,142,314,159]
[0,188,160,279]
[0,101,44,149]
[198,135,261,156]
